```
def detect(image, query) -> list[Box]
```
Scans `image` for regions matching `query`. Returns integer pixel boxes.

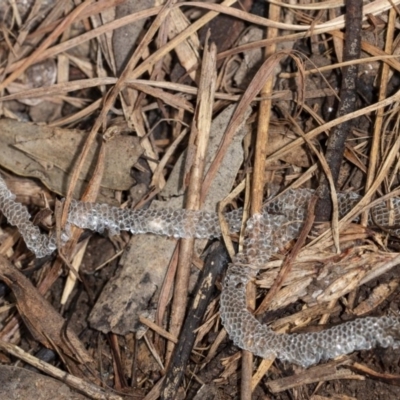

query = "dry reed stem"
[268,0,349,9]
[166,38,217,364]
[362,7,397,225]
[246,3,281,393]
[280,55,400,78]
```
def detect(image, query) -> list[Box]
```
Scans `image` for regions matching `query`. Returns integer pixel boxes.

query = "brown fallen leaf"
[0,255,93,366]
[0,118,143,203]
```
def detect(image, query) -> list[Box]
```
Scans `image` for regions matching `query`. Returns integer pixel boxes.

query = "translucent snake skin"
[1,174,400,367]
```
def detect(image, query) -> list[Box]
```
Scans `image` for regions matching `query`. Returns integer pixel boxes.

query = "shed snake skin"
[0,174,399,367]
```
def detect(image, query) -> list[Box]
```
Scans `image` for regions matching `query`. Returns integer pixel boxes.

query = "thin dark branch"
[315,0,363,221]
[160,243,229,400]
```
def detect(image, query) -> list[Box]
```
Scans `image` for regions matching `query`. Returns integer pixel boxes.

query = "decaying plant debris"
[1,0,400,399]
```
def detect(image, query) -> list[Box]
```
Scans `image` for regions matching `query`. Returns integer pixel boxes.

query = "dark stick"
[160,242,229,400]
[315,0,363,221]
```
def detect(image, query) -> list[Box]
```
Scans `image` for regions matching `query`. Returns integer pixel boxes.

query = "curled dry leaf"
[0,255,93,365]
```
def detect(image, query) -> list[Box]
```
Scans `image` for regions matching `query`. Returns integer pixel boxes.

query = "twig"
[160,243,229,400]
[0,339,122,400]
[243,3,281,397]
[165,38,217,369]
[315,0,363,220]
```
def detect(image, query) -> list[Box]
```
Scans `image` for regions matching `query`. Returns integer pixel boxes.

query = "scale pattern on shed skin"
[1,174,400,367]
